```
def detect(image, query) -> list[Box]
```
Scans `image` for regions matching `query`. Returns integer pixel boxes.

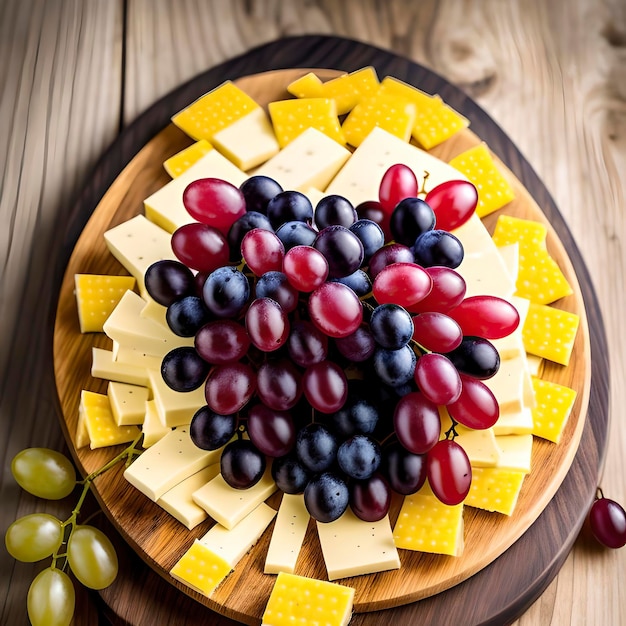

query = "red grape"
[241,229,285,276]
[412,312,463,352]
[589,492,626,548]
[283,245,329,292]
[194,320,250,364]
[245,297,289,352]
[379,164,418,213]
[372,262,433,308]
[183,178,247,234]
[246,404,296,457]
[424,180,478,231]
[427,439,472,506]
[407,266,466,314]
[447,374,499,429]
[414,353,462,405]
[205,362,256,414]
[256,359,302,411]
[308,282,363,339]
[447,295,520,339]
[350,474,392,522]
[302,360,348,413]
[393,392,441,454]
[171,223,230,274]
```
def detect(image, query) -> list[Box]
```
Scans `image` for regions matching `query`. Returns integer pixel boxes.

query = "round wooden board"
[51,36,609,626]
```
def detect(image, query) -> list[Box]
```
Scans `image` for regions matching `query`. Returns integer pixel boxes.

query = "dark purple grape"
[372,345,417,387]
[295,423,338,473]
[166,296,211,337]
[380,442,427,495]
[329,393,379,438]
[202,266,250,318]
[272,454,311,494]
[337,435,381,480]
[330,269,371,297]
[161,346,210,392]
[227,211,273,261]
[287,320,328,367]
[334,324,376,362]
[350,474,391,522]
[239,175,283,214]
[255,271,298,313]
[190,407,236,450]
[368,243,415,278]
[393,391,440,454]
[220,439,266,489]
[413,229,464,268]
[275,220,317,250]
[390,197,436,246]
[304,472,349,523]
[349,219,385,262]
[313,226,364,279]
[256,358,302,411]
[194,320,250,364]
[589,494,626,548]
[446,336,500,379]
[370,303,414,350]
[314,195,357,229]
[144,259,195,306]
[246,404,296,457]
[267,191,313,228]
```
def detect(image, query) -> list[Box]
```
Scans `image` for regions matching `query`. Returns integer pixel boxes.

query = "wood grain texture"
[1,0,625,625]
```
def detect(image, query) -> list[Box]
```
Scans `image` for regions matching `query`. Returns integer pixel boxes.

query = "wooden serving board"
[52,36,607,626]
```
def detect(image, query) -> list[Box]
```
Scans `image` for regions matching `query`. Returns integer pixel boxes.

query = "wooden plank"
[0,0,123,624]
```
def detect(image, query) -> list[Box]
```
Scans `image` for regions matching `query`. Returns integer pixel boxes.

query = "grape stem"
[418,170,431,196]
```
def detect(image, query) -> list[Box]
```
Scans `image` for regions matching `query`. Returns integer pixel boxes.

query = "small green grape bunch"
[5,441,141,626]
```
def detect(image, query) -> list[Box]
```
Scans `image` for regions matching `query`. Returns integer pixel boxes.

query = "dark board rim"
[49,34,610,626]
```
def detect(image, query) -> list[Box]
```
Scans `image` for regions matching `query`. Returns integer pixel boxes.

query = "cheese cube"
[74,274,136,333]
[170,540,231,597]
[264,494,310,575]
[492,407,534,436]
[495,434,533,473]
[198,502,277,567]
[449,143,515,218]
[341,92,416,147]
[171,81,260,141]
[483,356,527,414]
[123,426,222,501]
[212,107,280,170]
[319,66,380,115]
[163,139,213,178]
[465,467,526,516]
[254,127,351,192]
[107,381,150,426]
[141,399,170,448]
[143,149,247,233]
[157,464,220,529]
[393,487,464,556]
[79,390,140,449]
[326,127,468,207]
[262,572,355,626]
[316,509,400,580]
[192,468,276,530]
[530,377,577,443]
[268,98,345,147]
[522,303,579,366]
[91,347,150,387]
[103,215,175,296]
[147,369,205,428]
[75,404,90,449]
[286,71,325,98]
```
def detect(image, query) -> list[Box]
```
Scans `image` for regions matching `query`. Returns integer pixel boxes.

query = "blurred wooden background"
[1,0,625,624]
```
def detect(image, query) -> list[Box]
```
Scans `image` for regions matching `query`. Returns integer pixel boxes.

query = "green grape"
[11,448,76,500]
[5,513,63,562]
[27,567,75,626]
[67,525,118,589]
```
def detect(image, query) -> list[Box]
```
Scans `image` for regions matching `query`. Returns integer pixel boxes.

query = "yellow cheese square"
[286,72,324,98]
[170,540,231,597]
[448,143,515,217]
[171,81,259,141]
[530,377,577,443]
[262,572,355,626]
[465,467,526,515]
[522,303,579,366]
[74,274,136,333]
[163,140,212,178]
[320,66,380,115]
[342,92,416,147]
[413,101,469,150]
[492,215,573,304]
[393,487,464,556]
[79,390,140,449]
[268,98,345,147]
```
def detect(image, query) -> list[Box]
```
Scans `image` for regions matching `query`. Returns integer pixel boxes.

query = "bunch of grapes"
[146,164,524,524]
[5,441,142,626]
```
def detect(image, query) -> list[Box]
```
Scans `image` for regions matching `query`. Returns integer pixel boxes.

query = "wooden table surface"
[1,1,625,625]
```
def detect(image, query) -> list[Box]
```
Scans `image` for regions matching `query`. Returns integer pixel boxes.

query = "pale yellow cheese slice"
[107,381,150,426]
[494,434,533,473]
[141,399,170,448]
[91,347,150,388]
[147,369,205,429]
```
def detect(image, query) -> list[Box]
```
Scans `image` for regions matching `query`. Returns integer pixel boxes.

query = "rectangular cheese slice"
[107,381,150,426]
[141,399,170,448]
[253,127,351,192]
[264,494,310,574]
[170,540,231,596]
[103,290,193,358]
[192,468,276,530]
[140,296,168,329]
[198,502,277,567]
[325,126,467,206]
[147,369,205,428]
[262,572,354,626]
[455,248,516,299]
[103,215,175,296]
[123,426,222,501]
[495,434,533,473]
[91,347,150,387]
[144,149,247,233]
[493,406,534,436]
[112,343,163,371]
[451,213,497,256]
[212,107,280,170]
[316,509,400,580]
[157,464,220,529]
[483,356,526,414]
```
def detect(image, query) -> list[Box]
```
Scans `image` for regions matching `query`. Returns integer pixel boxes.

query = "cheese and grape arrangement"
[15,66,598,626]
